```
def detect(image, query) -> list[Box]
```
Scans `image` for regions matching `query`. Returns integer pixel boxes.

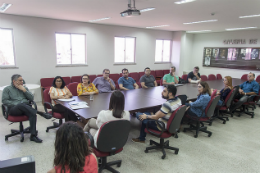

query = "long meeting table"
[56,78,246,119]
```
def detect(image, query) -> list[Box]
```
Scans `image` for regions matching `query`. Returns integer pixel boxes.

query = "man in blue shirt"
[230,72,259,111]
[118,68,139,90]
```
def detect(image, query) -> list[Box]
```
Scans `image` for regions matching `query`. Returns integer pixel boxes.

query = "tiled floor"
[0,103,260,173]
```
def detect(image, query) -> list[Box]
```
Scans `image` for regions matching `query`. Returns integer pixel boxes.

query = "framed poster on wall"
[203,47,260,70]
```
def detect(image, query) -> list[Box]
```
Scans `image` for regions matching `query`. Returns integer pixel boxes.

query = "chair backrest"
[163,70,170,75]
[252,89,260,102]
[241,74,247,80]
[182,74,188,82]
[97,74,103,77]
[40,78,54,88]
[96,120,131,153]
[62,77,71,85]
[89,75,97,83]
[71,76,81,83]
[67,82,78,96]
[205,95,220,118]
[150,70,156,77]
[208,74,216,80]
[200,75,208,81]
[138,72,145,80]
[224,88,237,108]
[43,88,52,109]
[211,89,217,99]
[216,74,222,80]
[256,75,260,83]
[155,70,163,77]
[177,95,187,105]
[129,72,140,82]
[109,74,120,84]
[167,105,187,134]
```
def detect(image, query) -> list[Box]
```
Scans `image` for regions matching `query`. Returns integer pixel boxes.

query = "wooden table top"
[56,78,246,119]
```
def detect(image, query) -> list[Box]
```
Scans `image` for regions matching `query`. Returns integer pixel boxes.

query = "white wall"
[185,30,260,78]
[0,14,174,101]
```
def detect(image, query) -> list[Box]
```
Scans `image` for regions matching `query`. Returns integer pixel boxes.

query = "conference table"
[56,78,246,119]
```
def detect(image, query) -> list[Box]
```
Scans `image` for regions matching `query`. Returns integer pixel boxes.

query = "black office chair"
[86,120,131,173]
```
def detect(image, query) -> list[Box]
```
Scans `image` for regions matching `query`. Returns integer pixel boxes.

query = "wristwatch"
[146,115,149,119]
[245,93,246,96]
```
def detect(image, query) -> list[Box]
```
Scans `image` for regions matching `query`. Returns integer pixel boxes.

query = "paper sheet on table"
[58,98,75,102]
[69,102,89,110]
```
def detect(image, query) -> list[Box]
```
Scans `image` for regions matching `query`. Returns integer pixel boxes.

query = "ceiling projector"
[120,0,141,17]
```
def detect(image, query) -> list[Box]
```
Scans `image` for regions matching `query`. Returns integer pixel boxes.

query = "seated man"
[132,85,182,143]
[93,69,115,93]
[163,66,179,85]
[230,72,259,111]
[140,67,157,88]
[118,68,139,90]
[2,74,52,143]
[187,66,201,83]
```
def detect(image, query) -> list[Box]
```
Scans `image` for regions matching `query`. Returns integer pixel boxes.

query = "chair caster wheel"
[20,137,24,142]
[223,121,226,124]
[194,135,198,138]
[144,150,148,153]
[117,162,121,167]
[5,137,8,141]
[46,129,49,132]
[226,118,229,121]
[161,155,165,159]
[208,133,212,137]
[11,130,16,133]
[209,123,212,126]
[175,135,178,138]
[175,150,179,154]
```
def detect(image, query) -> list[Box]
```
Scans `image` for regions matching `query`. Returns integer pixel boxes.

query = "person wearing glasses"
[77,74,99,96]
[93,69,116,93]
[49,76,78,122]
[118,68,139,90]
[229,72,259,112]
[185,81,211,117]
[187,66,201,83]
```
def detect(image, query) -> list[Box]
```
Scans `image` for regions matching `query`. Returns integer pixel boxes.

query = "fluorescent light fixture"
[140,7,155,12]
[89,17,110,22]
[175,0,196,4]
[146,25,169,29]
[187,30,211,33]
[183,19,218,25]
[225,27,257,31]
[0,3,12,12]
[239,14,260,18]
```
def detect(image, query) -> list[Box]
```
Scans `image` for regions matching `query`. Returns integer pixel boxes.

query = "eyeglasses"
[104,73,110,75]
[82,78,89,80]
[56,80,62,83]
[197,86,202,88]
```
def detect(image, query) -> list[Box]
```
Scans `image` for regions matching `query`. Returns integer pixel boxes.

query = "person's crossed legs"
[132,112,159,143]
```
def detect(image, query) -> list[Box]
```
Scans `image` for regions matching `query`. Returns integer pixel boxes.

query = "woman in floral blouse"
[77,74,99,96]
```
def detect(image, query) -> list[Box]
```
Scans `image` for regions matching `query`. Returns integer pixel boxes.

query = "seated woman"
[49,76,78,121]
[185,81,211,117]
[47,122,98,173]
[83,90,130,147]
[212,76,233,106]
[77,74,99,96]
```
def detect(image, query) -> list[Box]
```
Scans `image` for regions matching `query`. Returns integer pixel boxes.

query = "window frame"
[0,28,17,69]
[114,36,136,64]
[55,32,87,66]
[155,39,172,63]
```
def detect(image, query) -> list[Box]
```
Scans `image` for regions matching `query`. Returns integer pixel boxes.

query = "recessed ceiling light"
[140,8,155,12]
[146,25,169,29]
[175,0,196,4]
[183,19,218,25]
[239,14,260,18]
[0,3,12,13]
[187,30,211,33]
[225,27,257,31]
[89,17,111,22]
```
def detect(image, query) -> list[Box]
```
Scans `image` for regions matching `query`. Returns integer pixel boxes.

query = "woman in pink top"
[48,122,98,173]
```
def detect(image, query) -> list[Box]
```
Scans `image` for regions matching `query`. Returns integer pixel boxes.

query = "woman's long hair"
[224,76,233,89]
[198,81,211,96]
[109,91,125,118]
[54,122,91,173]
[52,76,66,89]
